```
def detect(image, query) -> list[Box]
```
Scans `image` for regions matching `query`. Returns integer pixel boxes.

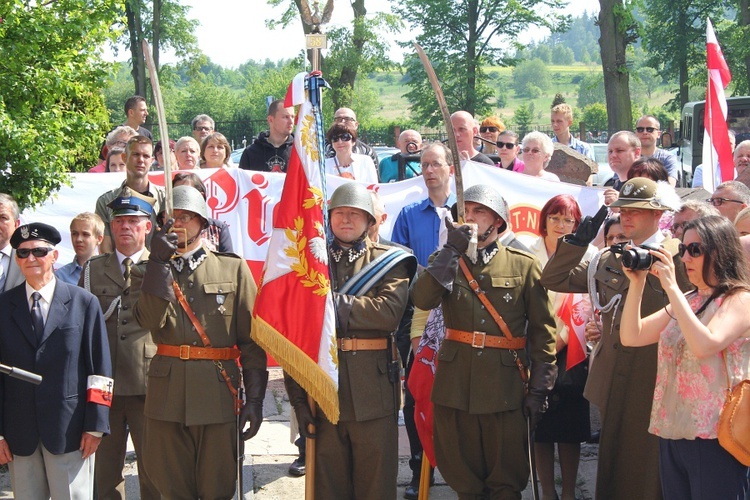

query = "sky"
[110,0,603,69]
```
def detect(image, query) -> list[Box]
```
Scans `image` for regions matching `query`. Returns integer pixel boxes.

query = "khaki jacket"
[134,250,267,426]
[81,251,155,396]
[412,245,557,414]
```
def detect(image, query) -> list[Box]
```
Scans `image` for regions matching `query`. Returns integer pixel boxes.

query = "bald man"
[450,111,495,166]
[379,129,423,182]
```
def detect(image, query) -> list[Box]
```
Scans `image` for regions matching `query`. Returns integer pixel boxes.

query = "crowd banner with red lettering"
[703,18,733,192]
[251,73,341,423]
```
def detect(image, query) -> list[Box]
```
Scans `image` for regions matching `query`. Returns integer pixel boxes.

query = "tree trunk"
[465,0,478,115]
[677,8,689,111]
[126,0,147,98]
[152,0,161,71]
[294,0,318,68]
[598,0,632,134]
[333,0,367,109]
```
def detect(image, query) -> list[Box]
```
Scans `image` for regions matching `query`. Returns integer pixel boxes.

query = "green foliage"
[513,103,534,137]
[395,0,569,125]
[577,73,606,108]
[552,93,567,107]
[552,45,575,65]
[517,13,601,65]
[0,0,119,210]
[513,59,551,98]
[581,103,608,131]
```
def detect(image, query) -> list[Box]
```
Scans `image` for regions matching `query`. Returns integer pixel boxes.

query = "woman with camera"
[527,194,596,500]
[620,215,750,499]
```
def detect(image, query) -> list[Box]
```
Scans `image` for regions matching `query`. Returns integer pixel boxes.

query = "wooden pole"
[305,395,317,499]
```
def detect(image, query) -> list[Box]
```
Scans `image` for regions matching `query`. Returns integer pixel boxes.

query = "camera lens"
[406,141,419,154]
[621,247,654,271]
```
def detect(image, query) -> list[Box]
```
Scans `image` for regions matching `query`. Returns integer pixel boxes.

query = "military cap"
[10,222,62,248]
[107,187,156,217]
[610,177,681,211]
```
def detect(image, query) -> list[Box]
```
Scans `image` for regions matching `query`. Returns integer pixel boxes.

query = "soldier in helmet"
[285,181,417,499]
[133,185,268,499]
[411,184,558,498]
[541,177,691,500]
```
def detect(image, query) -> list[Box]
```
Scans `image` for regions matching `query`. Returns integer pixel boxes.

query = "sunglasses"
[17,247,55,259]
[331,133,353,143]
[635,126,658,133]
[678,242,704,258]
[706,197,744,207]
[522,147,543,154]
[496,141,517,150]
[480,126,499,133]
[193,126,212,132]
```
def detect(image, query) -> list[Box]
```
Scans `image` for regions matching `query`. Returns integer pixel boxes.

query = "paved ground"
[0,368,600,498]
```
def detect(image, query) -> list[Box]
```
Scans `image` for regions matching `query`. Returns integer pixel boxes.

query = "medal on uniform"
[503,292,512,303]
[216,294,226,314]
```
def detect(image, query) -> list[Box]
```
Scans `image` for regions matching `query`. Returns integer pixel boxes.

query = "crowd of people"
[0,92,749,500]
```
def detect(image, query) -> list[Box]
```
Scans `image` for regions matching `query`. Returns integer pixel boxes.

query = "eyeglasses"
[480,126,499,133]
[496,141,517,150]
[193,126,213,132]
[173,213,198,224]
[522,147,543,154]
[605,233,628,245]
[334,116,356,123]
[547,215,576,226]
[678,242,704,258]
[112,140,127,147]
[706,197,744,207]
[16,247,54,259]
[635,126,658,133]
[331,133,353,143]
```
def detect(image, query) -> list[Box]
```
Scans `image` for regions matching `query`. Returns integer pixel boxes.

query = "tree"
[394,0,569,125]
[577,73,606,108]
[582,103,608,132]
[552,93,567,107]
[512,59,550,98]
[0,0,118,210]
[634,66,661,99]
[513,103,534,137]
[598,0,637,133]
[639,0,728,111]
[552,45,575,65]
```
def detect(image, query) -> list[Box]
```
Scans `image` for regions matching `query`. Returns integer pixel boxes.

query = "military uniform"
[133,248,267,499]
[541,235,691,500]
[306,238,412,499]
[412,242,557,499]
[80,251,158,499]
[95,181,165,249]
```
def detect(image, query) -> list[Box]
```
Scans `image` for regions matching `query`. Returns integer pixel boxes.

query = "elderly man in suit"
[541,178,691,500]
[81,189,159,499]
[0,222,112,498]
[0,193,24,293]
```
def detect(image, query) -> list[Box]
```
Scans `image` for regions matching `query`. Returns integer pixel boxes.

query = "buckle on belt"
[179,345,191,360]
[339,339,351,352]
[471,331,486,349]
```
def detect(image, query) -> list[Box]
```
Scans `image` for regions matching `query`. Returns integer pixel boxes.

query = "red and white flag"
[252,72,339,423]
[702,18,733,192]
[557,293,592,370]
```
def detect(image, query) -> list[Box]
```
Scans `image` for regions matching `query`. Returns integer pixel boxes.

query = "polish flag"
[702,18,733,192]
[252,72,339,423]
[557,293,592,369]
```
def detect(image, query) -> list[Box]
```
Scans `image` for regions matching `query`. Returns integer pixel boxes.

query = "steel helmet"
[172,185,209,222]
[451,184,509,232]
[328,182,375,222]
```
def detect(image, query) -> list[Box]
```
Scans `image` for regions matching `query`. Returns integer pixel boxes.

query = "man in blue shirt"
[551,103,595,161]
[55,212,104,285]
[390,141,455,499]
[635,115,679,186]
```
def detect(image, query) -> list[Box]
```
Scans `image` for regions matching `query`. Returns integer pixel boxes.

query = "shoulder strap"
[458,257,528,384]
[83,260,120,321]
[339,247,416,297]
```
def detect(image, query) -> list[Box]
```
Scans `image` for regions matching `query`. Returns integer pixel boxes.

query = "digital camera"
[621,244,660,271]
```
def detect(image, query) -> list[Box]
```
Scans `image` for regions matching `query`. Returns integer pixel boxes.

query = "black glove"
[444,217,472,254]
[150,219,179,263]
[284,373,317,439]
[239,369,269,440]
[566,205,608,247]
[523,393,548,429]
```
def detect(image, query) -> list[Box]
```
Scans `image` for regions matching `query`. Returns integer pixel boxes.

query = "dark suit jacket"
[0,280,112,456]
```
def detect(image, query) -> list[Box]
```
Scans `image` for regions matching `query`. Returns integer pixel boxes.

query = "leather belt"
[156,344,241,361]
[337,338,388,352]
[445,328,526,350]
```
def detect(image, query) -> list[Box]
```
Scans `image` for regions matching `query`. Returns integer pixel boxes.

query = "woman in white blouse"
[519,131,560,182]
[324,123,378,184]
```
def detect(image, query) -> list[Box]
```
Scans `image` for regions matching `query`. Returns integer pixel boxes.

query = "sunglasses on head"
[496,141,517,150]
[480,126,499,133]
[636,126,658,133]
[678,242,704,258]
[331,133,353,143]
[17,247,54,259]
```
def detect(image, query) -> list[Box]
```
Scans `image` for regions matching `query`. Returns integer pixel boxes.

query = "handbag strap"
[458,257,528,385]
[172,281,241,414]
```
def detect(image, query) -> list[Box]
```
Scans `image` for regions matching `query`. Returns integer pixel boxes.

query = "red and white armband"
[87,375,114,407]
